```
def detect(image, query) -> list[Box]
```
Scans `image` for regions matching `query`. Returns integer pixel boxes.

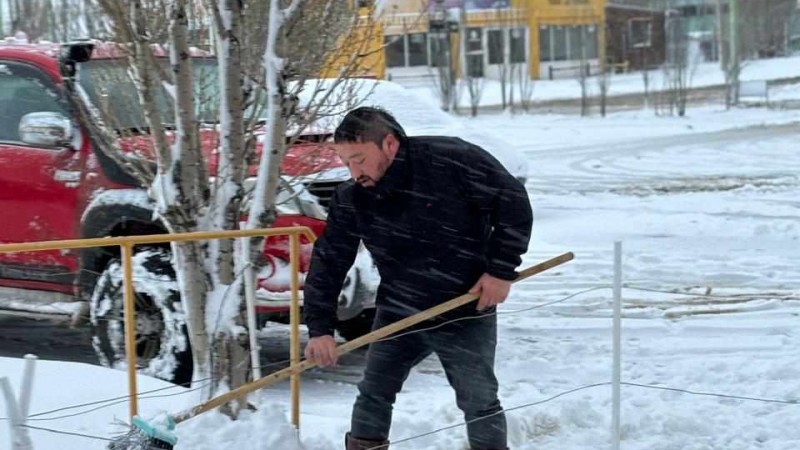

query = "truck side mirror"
[19,112,74,148]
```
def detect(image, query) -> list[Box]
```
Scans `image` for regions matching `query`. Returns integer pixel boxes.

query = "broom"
[109,252,574,450]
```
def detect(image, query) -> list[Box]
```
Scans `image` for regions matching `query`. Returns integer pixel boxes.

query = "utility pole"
[716,0,726,69]
[729,0,740,105]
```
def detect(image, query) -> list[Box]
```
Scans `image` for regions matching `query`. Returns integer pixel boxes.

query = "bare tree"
[717,0,795,108]
[7,0,109,41]
[8,0,51,41]
[428,1,458,112]
[740,0,796,58]
[723,0,742,107]
[576,24,591,117]
[597,21,612,118]
[81,0,381,414]
[459,7,484,117]
[513,61,535,113]
[658,10,696,116]
[489,6,514,111]
[597,67,612,117]
[505,5,533,114]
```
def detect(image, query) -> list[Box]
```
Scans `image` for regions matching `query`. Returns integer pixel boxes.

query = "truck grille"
[304,181,343,209]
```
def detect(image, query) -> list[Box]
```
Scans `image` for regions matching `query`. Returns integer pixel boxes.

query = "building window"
[553,26,568,61]
[467,54,484,77]
[585,25,598,59]
[509,28,527,63]
[487,29,504,65]
[568,26,585,60]
[465,27,485,77]
[487,27,527,65]
[679,5,698,17]
[539,25,597,62]
[540,25,552,62]
[385,33,429,68]
[429,35,448,68]
[466,27,484,53]
[407,33,429,66]
[385,35,406,68]
[629,18,653,48]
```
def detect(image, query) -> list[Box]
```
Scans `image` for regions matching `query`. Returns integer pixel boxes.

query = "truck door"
[0,60,82,287]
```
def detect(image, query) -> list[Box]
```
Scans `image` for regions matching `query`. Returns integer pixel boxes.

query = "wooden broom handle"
[174,251,574,423]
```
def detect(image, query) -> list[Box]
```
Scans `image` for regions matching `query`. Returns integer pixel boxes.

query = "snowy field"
[2,104,800,450]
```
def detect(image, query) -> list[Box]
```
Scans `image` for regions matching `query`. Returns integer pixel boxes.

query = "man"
[303,106,532,450]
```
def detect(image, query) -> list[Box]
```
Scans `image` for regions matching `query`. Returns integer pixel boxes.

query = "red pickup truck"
[0,40,377,384]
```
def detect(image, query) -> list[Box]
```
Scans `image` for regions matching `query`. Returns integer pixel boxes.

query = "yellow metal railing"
[0,227,316,429]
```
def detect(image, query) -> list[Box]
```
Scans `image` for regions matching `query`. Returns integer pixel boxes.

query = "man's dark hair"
[334,106,407,147]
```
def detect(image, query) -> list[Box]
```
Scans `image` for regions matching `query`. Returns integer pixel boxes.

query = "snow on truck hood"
[294,79,529,180]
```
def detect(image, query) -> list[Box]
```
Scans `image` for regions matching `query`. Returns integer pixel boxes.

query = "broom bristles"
[107,415,177,450]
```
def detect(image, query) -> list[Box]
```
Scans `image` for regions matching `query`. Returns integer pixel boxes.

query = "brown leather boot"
[345,432,390,450]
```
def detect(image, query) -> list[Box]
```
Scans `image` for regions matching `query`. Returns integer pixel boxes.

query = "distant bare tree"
[427,2,459,112]
[489,6,513,110]
[658,11,696,116]
[597,64,612,117]
[8,0,108,41]
[8,0,51,41]
[717,0,795,107]
[459,7,484,116]
[513,62,535,113]
[576,24,591,117]
[740,0,796,58]
[720,0,742,107]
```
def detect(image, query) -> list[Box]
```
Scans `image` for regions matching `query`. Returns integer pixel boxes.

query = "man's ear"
[383,134,399,159]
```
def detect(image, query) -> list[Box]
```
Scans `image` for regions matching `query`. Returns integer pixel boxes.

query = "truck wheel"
[89,248,193,386]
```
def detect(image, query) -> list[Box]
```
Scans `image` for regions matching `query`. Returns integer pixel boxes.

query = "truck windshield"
[77,58,221,130]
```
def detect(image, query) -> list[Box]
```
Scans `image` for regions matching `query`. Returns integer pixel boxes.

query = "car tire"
[335,308,376,341]
[89,248,193,386]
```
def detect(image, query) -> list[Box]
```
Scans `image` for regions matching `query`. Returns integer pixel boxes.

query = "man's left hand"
[469,273,512,311]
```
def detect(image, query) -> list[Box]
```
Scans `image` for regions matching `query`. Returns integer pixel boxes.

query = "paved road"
[0,315,98,364]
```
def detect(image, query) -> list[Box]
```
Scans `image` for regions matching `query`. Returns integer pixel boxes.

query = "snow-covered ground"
[2,104,800,450]
[770,81,800,102]
[407,54,800,108]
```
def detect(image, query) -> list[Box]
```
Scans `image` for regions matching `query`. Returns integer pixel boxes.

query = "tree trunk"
[206,0,250,411]
[174,241,212,388]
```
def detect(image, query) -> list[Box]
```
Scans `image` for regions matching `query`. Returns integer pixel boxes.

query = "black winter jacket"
[303,135,533,337]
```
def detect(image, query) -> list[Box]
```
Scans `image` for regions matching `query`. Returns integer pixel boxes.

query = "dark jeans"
[351,309,507,450]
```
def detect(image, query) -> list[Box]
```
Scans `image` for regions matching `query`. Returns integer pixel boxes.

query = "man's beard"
[356,175,376,187]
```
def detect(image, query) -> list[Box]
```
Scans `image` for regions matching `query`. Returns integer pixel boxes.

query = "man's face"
[334,135,397,188]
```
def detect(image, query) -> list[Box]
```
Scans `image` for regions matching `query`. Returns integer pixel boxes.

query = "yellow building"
[380,0,606,81]
[319,2,386,80]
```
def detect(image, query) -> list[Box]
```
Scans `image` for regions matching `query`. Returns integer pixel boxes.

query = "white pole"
[1,377,34,450]
[612,241,622,450]
[19,354,37,420]
[241,237,262,380]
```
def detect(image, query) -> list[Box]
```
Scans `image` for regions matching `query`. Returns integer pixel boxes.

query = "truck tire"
[89,248,193,386]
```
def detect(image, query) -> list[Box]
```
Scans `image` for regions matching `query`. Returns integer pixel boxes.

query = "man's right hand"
[304,335,338,367]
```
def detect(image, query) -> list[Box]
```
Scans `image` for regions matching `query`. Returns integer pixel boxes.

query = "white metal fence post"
[241,237,262,381]
[612,241,622,450]
[19,354,37,420]
[1,376,34,450]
